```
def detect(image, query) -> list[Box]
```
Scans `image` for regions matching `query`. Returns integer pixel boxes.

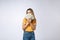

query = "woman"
[22,8,37,40]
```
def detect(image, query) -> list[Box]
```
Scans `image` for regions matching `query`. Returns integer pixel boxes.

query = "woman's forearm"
[30,23,36,30]
[22,22,29,30]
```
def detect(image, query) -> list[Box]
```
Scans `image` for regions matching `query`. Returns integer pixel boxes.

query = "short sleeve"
[22,18,27,24]
[32,19,36,25]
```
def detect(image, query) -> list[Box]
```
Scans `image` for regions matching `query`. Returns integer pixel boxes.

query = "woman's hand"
[27,18,32,23]
[22,18,31,30]
[30,23,36,30]
[27,19,36,30]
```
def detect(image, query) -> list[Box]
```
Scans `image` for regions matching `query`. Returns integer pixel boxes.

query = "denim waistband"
[24,31,34,33]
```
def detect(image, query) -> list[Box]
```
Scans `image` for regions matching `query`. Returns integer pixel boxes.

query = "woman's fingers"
[27,19,31,23]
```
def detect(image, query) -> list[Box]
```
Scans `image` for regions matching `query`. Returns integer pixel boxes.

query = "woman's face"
[27,10,33,15]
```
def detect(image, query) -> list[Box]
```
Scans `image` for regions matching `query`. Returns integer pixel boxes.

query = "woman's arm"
[22,19,31,30]
[30,19,36,30]
[30,22,36,30]
[22,22,29,30]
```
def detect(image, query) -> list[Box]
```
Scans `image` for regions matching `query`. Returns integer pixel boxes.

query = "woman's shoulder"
[23,18,27,21]
[32,18,36,23]
[33,18,36,21]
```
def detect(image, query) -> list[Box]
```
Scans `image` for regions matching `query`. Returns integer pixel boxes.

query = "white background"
[0,0,60,40]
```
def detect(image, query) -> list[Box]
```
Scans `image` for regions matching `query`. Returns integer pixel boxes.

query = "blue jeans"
[23,31,35,40]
